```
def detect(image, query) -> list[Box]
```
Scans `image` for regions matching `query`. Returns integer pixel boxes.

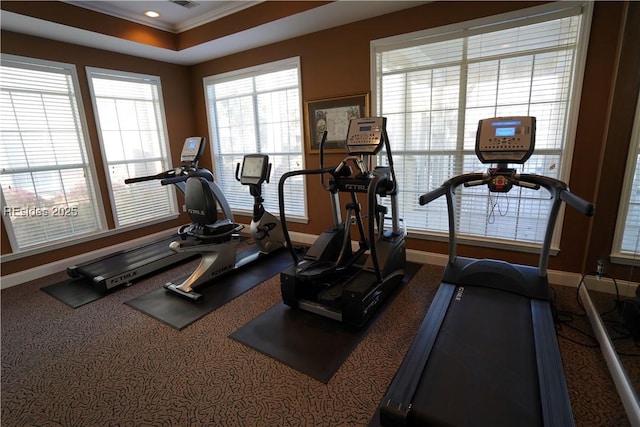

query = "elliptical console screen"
[240,154,268,185]
[181,137,205,163]
[476,117,535,164]
[346,117,386,155]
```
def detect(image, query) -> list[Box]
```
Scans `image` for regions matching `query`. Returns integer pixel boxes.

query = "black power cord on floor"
[551,271,640,356]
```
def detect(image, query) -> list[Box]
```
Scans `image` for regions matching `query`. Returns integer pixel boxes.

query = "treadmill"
[378,117,595,426]
[67,137,210,291]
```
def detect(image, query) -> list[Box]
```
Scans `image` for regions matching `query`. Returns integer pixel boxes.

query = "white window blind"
[373,3,590,249]
[87,68,176,228]
[612,94,640,264]
[0,54,103,251]
[203,58,306,218]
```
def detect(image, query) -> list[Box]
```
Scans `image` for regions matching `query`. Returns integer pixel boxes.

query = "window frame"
[370,1,593,253]
[0,54,106,253]
[86,66,177,229]
[202,56,308,222]
[611,92,640,266]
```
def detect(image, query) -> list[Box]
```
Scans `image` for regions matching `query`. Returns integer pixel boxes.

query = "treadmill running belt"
[74,236,184,277]
[410,285,542,426]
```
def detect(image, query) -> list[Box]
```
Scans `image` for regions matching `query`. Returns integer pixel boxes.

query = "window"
[372,2,592,250]
[203,57,306,219]
[0,55,103,251]
[87,67,175,228]
[612,94,640,264]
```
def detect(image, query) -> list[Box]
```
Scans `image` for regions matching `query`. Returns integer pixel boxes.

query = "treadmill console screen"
[346,117,386,155]
[181,137,206,163]
[240,154,269,185]
[476,117,535,164]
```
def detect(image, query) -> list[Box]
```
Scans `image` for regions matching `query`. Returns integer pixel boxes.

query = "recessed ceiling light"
[144,10,160,18]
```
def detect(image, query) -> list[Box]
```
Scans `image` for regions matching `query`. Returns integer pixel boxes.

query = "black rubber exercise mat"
[125,248,293,330]
[229,262,421,383]
[41,277,108,308]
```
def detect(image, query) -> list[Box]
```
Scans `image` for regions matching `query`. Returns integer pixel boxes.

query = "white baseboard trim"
[2,231,638,298]
[408,250,638,297]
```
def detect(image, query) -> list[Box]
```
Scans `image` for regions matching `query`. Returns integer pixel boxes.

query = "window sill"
[408,230,559,256]
[232,209,309,225]
[610,253,640,267]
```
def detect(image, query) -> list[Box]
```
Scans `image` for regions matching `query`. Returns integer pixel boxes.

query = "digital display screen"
[359,126,372,131]
[189,141,197,149]
[242,157,264,178]
[492,120,521,127]
[495,127,516,137]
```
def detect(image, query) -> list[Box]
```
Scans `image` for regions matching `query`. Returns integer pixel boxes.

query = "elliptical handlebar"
[318,131,332,190]
[278,166,337,264]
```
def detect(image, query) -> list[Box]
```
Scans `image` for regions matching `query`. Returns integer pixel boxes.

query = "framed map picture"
[305,93,369,154]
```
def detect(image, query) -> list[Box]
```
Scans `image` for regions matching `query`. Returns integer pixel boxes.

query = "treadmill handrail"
[418,172,595,275]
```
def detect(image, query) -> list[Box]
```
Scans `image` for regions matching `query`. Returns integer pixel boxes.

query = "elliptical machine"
[163,151,285,302]
[278,117,407,327]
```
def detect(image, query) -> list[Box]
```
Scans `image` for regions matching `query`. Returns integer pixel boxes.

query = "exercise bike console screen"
[180,137,206,163]
[476,116,535,164]
[346,117,386,155]
[240,154,269,185]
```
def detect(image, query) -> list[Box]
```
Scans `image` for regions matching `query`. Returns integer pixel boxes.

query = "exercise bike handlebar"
[124,170,177,184]
[160,175,188,186]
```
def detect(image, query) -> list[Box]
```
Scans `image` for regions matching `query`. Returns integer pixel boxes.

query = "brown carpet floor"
[1,259,638,426]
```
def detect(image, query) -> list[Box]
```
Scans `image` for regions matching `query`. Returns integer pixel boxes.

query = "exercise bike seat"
[182,176,243,241]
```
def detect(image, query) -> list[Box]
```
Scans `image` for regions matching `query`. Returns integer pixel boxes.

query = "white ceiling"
[67,1,262,33]
[1,1,429,65]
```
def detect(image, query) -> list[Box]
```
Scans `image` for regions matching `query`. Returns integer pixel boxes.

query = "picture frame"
[305,93,370,154]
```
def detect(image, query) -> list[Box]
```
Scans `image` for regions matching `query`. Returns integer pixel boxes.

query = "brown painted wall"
[2,1,639,283]
[586,2,640,281]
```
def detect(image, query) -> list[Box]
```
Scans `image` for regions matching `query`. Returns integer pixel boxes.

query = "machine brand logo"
[111,271,137,285]
[210,263,234,278]
[344,183,367,191]
[187,208,206,216]
[455,286,465,301]
[363,292,382,315]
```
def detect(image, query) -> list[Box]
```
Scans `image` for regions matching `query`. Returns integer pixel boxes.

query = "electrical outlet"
[596,258,605,280]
